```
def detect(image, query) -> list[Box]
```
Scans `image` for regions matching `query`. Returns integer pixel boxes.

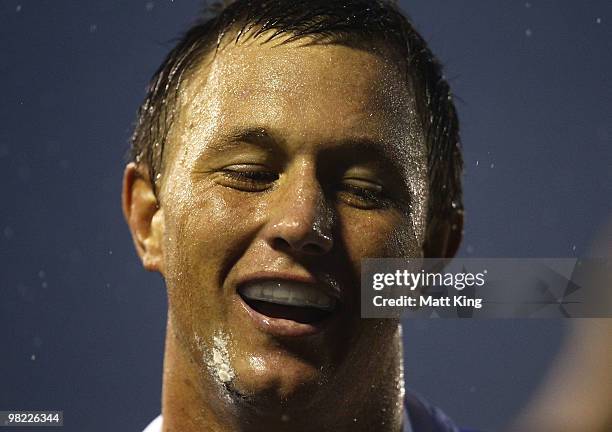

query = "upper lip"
[234,271,341,302]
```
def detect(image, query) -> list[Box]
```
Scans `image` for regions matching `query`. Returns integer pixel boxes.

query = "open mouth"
[238,280,338,325]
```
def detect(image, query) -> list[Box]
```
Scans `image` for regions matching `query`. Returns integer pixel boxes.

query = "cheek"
[338,209,418,262]
[163,187,262,283]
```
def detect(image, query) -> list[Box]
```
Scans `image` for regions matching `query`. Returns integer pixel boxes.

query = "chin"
[229,355,327,411]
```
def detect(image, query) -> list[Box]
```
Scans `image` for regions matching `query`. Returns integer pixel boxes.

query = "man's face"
[154,36,427,406]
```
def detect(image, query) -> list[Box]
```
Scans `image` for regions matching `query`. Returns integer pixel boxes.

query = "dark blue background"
[1,1,611,431]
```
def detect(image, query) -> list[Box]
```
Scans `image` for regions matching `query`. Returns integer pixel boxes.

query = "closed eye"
[219,164,279,191]
[339,178,389,209]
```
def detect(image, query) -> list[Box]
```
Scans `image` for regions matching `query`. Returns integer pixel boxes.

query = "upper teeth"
[239,281,336,311]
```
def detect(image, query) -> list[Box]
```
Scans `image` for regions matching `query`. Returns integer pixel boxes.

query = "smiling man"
[122,1,464,431]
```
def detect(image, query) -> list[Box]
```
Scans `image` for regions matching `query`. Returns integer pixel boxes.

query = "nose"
[264,168,334,256]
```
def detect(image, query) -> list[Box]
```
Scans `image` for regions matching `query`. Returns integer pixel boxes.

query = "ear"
[122,163,165,273]
[422,211,463,258]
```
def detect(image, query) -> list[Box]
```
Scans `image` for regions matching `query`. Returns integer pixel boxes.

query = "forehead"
[206,38,405,102]
[173,37,422,152]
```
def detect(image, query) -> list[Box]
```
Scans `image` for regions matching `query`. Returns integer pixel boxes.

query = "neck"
[161,319,405,432]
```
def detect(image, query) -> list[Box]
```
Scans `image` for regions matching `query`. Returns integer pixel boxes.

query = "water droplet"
[155,173,162,181]
[41,281,48,289]
[475,160,479,166]
[572,245,576,251]
[38,270,46,279]
[108,250,113,255]
[89,24,97,33]
[490,163,495,168]
[16,5,22,12]
[31,354,36,361]
[466,245,474,254]
[525,28,532,37]
[281,414,290,422]
[525,2,531,8]
[145,1,155,11]
[596,17,602,24]
[451,201,457,209]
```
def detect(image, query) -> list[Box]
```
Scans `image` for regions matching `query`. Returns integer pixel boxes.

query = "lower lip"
[237,295,332,337]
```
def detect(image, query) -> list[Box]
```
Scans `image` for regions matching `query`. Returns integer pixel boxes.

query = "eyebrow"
[229,127,283,146]
[202,126,286,157]
[322,137,410,176]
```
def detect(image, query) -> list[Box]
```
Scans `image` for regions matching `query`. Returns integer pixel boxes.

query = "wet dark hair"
[130,0,463,224]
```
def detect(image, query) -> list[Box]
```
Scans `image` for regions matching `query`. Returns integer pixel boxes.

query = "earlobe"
[122,163,165,273]
[423,211,463,259]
